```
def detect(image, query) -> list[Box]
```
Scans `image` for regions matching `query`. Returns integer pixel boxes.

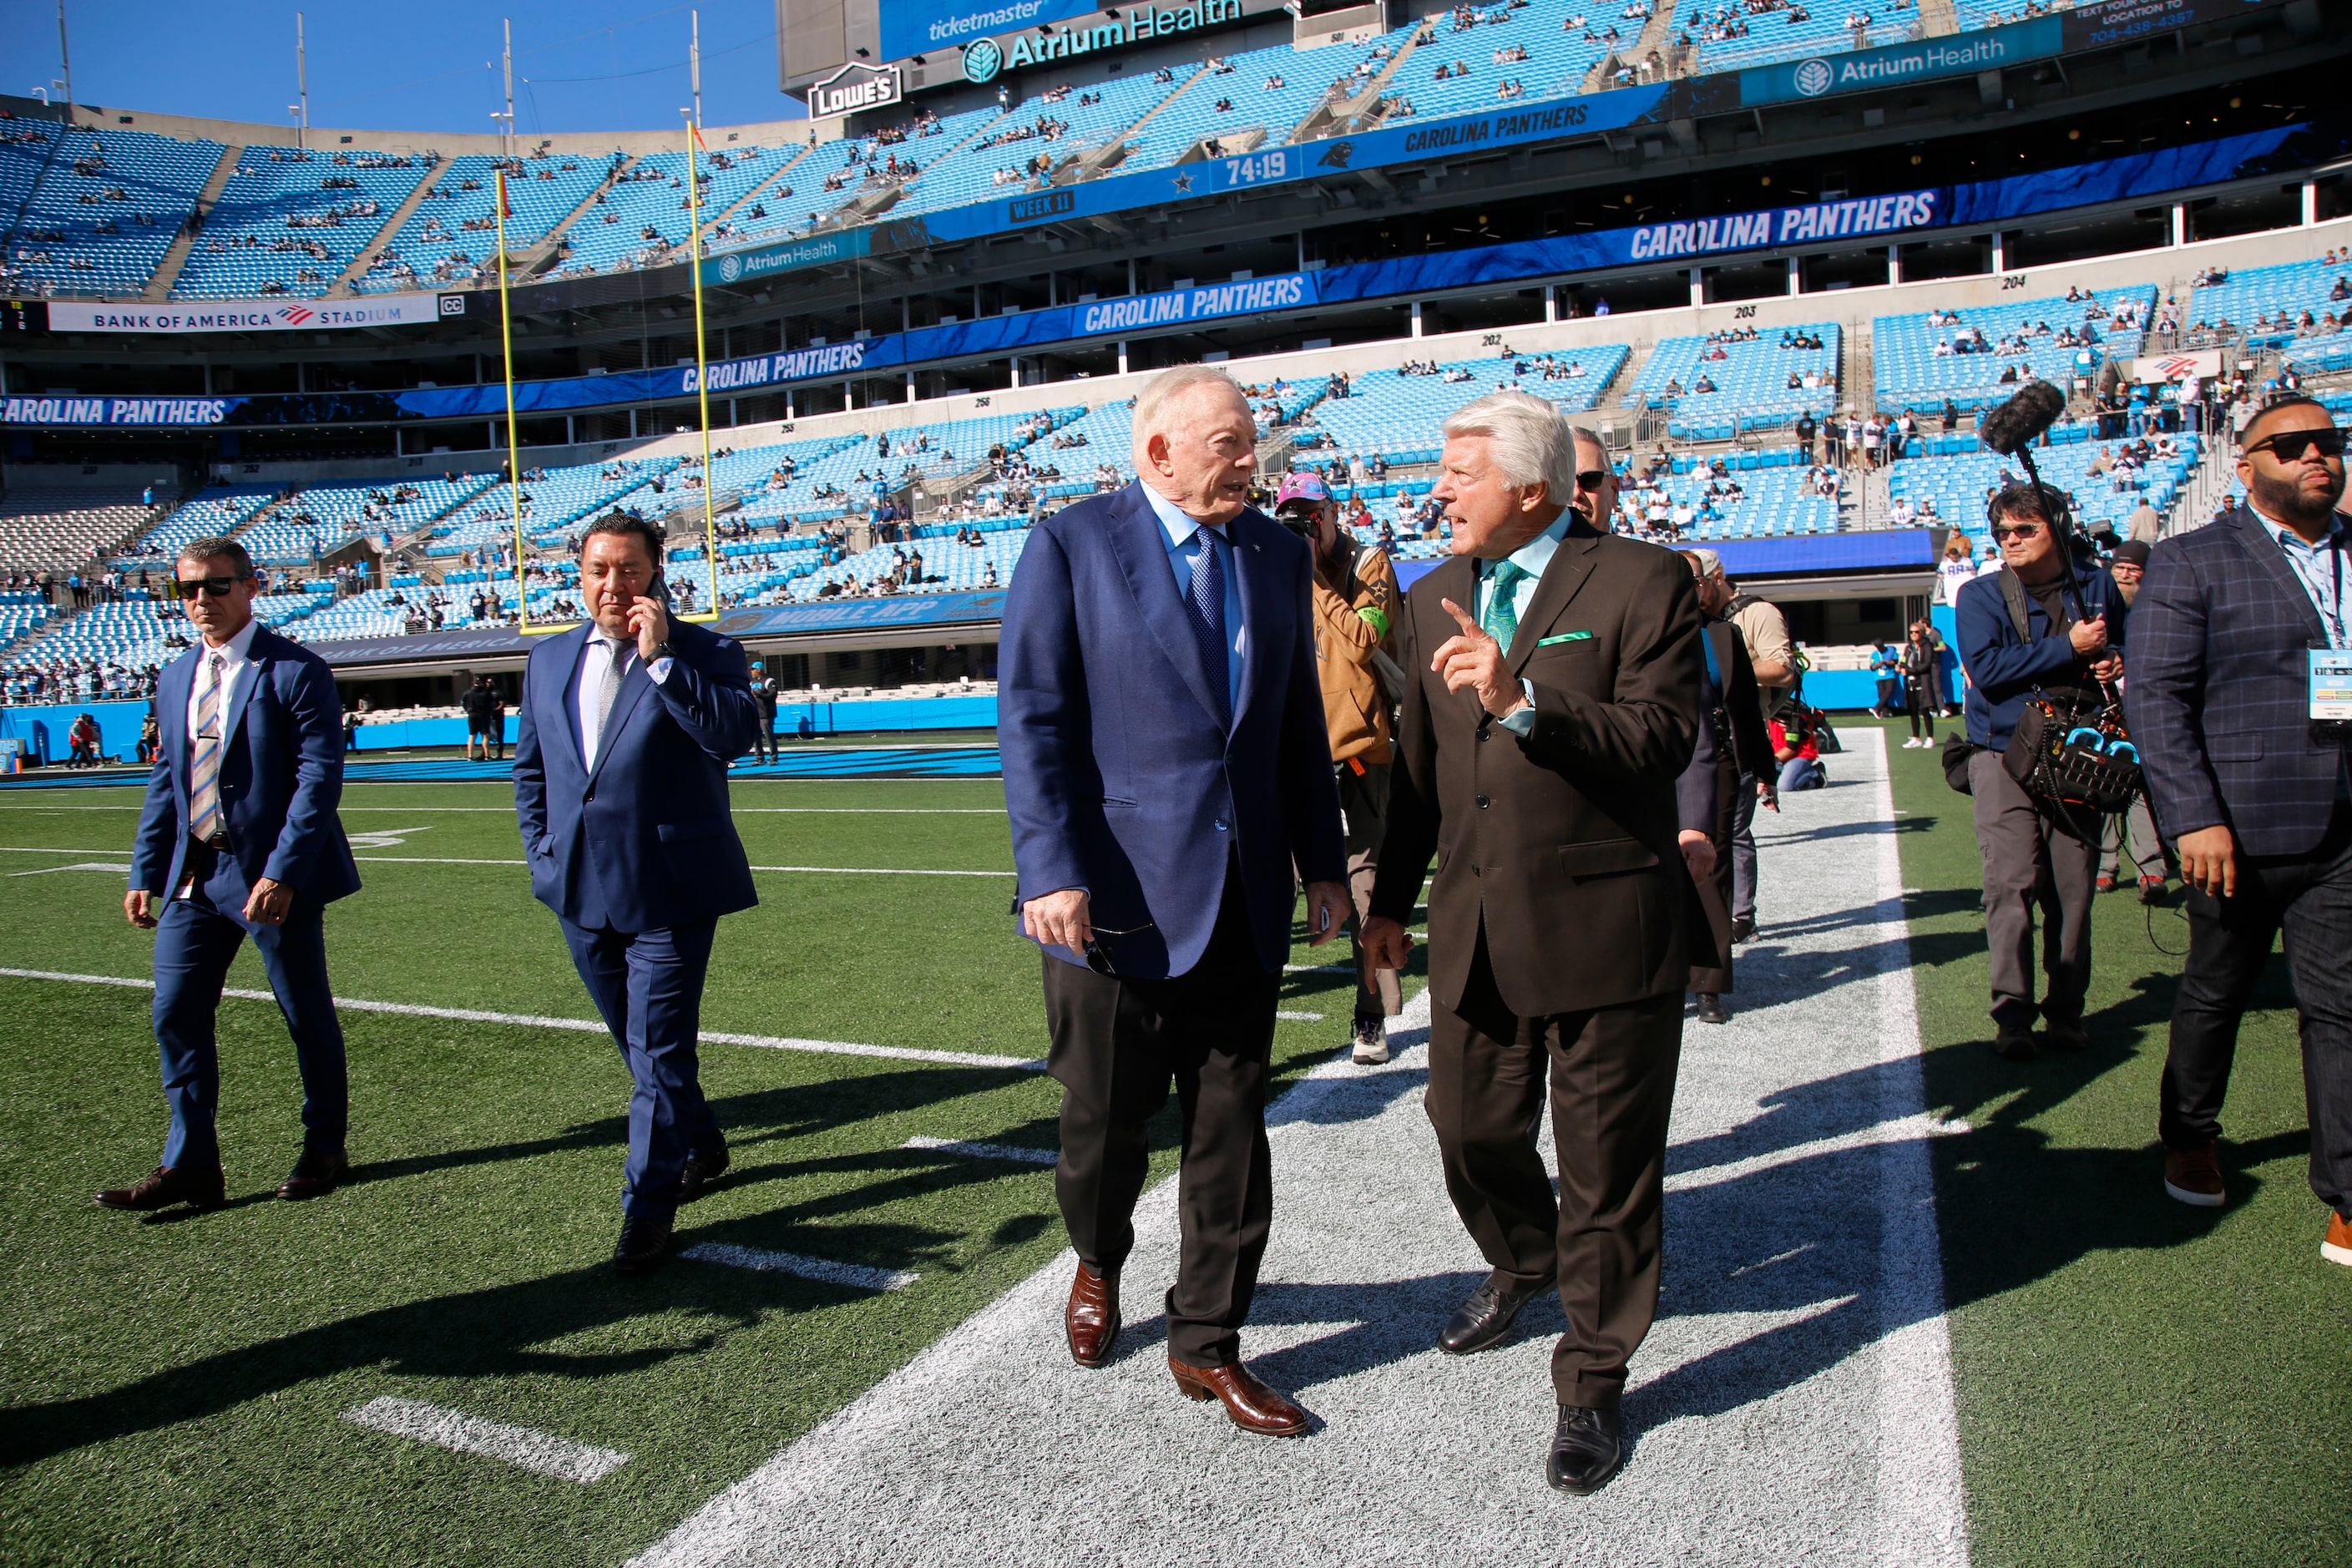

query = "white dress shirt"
[1140,482,1247,712]
[1479,511,1571,737]
[573,629,673,771]
[185,617,260,760]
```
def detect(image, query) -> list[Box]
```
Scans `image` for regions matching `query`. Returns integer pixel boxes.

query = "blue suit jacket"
[2127,507,2349,857]
[513,615,760,933]
[129,623,361,908]
[1955,560,2129,751]
[999,481,1347,978]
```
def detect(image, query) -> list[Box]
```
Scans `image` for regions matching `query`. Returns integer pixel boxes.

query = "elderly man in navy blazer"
[514,512,759,1275]
[2128,392,2352,1267]
[104,536,362,1213]
[1000,365,1350,1436]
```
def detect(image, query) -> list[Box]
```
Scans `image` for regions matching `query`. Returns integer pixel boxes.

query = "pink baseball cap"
[1275,472,1333,509]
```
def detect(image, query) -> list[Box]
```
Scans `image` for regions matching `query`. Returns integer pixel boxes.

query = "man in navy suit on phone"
[104,536,361,1213]
[999,365,1349,1437]
[513,513,759,1275]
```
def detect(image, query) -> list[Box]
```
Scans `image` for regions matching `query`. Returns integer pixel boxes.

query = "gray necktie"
[594,638,628,752]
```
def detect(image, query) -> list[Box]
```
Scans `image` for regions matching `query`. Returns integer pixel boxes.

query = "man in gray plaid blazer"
[2127,393,2352,1268]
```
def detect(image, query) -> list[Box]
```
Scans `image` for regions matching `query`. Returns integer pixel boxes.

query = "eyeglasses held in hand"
[1081,922,1155,977]
[2244,426,2348,463]
[172,574,251,600]
[1990,524,2045,541]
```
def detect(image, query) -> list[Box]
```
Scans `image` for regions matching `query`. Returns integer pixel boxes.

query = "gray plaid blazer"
[2126,507,2349,857]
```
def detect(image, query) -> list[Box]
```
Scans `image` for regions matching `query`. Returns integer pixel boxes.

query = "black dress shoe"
[1437,1274,1548,1355]
[1694,993,1727,1025]
[676,1140,731,1204]
[1546,1404,1624,1495]
[95,1164,225,1211]
[612,1214,675,1276]
[1729,916,1757,944]
[278,1146,349,1201]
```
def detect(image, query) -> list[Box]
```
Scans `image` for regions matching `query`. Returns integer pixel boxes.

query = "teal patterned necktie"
[1483,559,1529,648]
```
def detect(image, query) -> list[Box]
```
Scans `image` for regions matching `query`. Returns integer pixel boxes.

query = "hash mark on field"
[680,1242,918,1291]
[903,1135,1058,1166]
[1284,964,1352,974]
[8,861,131,876]
[0,969,1045,1071]
[340,1396,629,1483]
[1275,1010,1325,1022]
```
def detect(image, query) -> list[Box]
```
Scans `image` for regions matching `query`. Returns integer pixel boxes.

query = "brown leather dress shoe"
[1170,1357,1311,1437]
[278,1146,350,1201]
[1065,1262,1120,1367]
[95,1164,225,1211]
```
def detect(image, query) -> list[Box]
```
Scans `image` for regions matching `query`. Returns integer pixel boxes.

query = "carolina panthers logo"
[1318,141,1356,169]
[964,39,1003,83]
[1793,58,1834,97]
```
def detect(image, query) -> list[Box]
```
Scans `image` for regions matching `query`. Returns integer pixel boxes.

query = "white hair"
[1131,365,1247,463]
[1442,391,1580,503]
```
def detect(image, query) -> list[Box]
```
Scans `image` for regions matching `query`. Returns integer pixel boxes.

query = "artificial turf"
[1876,718,2349,1568]
[0,778,1382,1567]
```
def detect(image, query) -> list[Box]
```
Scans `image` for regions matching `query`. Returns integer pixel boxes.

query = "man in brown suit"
[1362,393,1702,1495]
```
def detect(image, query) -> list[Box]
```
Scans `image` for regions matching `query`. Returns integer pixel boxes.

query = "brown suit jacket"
[1369,520,1705,1018]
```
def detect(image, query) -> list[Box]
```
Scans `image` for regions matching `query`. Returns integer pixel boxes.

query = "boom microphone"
[1978,380,2066,457]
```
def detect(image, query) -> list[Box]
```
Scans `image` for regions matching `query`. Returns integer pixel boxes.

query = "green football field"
[0,735,2341,1565]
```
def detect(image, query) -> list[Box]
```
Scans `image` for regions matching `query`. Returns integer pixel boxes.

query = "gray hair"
[1442,391,1580,503]
[1131,364,1247,463]
[177,536,254,576]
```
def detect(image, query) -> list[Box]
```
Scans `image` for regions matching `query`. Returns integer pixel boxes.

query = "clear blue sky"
[13,0,806,136]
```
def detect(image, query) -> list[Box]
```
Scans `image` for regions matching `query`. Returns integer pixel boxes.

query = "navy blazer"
[999,481,1347,978]
[513,615,760,933]
[1955,560,2129,751]
[2127,507,2349,857]
[129,622,361,908]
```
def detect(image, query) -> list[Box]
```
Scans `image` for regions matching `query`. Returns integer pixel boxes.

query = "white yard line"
[341,1396,630,1483]
[903,1136,1059,1166]
[630,727,1969,1568]
[1272,1010,1324,1022]
[0,968,1043,1072]
[678,1242,918,1292]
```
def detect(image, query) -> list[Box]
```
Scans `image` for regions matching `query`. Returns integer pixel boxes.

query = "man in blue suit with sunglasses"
[1000,366,1349,1438]
[104,537,361,1214]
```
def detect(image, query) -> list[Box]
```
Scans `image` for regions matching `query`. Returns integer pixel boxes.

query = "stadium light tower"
[55,0,73,121]
[691,9,703,129]
[295,12,310,151]
[502,18,515,161]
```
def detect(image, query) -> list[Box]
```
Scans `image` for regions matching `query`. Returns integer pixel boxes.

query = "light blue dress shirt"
[1142,482,1247,712]
[1478,512,1571,736]
[2257,505,2348,649]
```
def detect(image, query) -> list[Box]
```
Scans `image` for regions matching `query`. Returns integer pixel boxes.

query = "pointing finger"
[1439,597,1484,637]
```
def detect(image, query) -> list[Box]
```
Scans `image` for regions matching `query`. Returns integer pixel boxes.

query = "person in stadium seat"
[1359,397,1702,1496]
[1955,482,2128,1060]
[998,365,1348,1439]
[512,513,759,1277]
[1275,470,1404,1065]
[103,538,362,1215]
[2127,394,2352,1265]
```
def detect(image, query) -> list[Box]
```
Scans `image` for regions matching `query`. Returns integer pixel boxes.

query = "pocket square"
[1536,631,1595,646]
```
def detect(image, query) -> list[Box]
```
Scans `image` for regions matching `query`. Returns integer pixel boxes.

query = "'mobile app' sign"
[877,0,1101,63]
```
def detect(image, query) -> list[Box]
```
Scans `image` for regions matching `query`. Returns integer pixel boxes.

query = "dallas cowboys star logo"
[1171,173,1194,195]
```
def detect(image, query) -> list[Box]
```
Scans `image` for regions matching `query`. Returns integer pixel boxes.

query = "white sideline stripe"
[680,1242,918,1292]
[1664,1114,1971,1193]
[0,968,1044,1071]
[1282,964,1350,974]
[341,1396,630,1483]
[903,1135,1057,1166]
[8,861,131,876]
[1273,1010,1324,1022]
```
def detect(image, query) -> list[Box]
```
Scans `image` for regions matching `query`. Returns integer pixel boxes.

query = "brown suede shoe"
[2323,1212,2352,1268]
[2162,1141,2225,1208]
[1065,1262,1120,1367]
[95,1164,225,1211]
[1170,1357,1311,1437]
[277,1146,349,1201]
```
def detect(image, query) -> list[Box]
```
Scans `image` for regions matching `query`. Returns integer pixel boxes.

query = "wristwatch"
[650,640,675,662]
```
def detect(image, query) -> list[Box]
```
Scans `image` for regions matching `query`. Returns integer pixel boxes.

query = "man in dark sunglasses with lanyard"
[102,538,361,1214]
[2130,393,2352,1268]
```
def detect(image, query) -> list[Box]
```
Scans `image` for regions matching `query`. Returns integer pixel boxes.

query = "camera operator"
[2128,394,2352,1263]
[1276,472,1405,1064]
[1953,481,2129,1060]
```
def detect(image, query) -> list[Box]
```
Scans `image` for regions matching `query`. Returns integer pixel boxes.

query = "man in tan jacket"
[1276,471,1405,1062]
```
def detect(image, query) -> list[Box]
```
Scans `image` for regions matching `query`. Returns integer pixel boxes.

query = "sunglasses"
[1990,524,2045,542]
[1576,470,1609,493]
[171,574,251,600]
[2245,426,2348,463]
[1081,922,1155,977]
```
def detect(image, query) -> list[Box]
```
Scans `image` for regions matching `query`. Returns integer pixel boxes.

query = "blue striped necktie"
[1186,526,1230,724]
[190,652,225,844]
